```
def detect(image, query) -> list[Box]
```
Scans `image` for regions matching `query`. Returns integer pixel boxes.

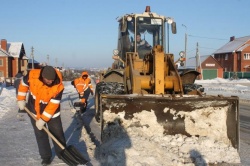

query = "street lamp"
[182,24,187,68]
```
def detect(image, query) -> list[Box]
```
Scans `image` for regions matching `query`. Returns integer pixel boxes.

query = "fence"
[224,72,250,79]
[0,77,14,87]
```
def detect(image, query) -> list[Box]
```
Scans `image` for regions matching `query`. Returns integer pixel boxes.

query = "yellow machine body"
[94,7,240,157]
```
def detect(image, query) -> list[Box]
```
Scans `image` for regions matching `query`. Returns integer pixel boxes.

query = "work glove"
[79,92,84,98]
[36,118,46,130]
[17,100,26,110]
[90,90,94,96]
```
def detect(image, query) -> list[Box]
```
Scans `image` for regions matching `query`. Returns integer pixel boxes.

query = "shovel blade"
[67,145,88,164]
[60,145,88,166]
[100,94,239,149]
[73,102,86,108]
[74,102,87,114]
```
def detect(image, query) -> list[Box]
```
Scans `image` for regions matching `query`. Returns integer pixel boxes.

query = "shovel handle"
[24,107,65,150]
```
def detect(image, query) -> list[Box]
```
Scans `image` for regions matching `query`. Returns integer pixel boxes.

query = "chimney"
[230,36,235,42]
[145,6,151,12]
[1,39,7,51]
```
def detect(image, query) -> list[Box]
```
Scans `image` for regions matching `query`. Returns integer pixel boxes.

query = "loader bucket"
[99,94,239,150]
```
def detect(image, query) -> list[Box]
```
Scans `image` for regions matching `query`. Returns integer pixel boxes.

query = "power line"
[188,35,228,41]
[188,35,250,42]
[199,46,218,50]
[187,48,196,53]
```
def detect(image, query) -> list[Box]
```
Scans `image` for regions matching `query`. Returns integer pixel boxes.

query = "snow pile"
[0,86,16,119]
[177,106,230,145]
[95,109,240,165]
[196,78,250,101]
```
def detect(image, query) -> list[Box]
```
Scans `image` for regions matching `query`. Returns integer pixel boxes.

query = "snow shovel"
[73,102,87,114]
[24,107,88,166]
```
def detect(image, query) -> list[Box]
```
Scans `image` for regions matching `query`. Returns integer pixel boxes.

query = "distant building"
[27,58,42,70]
[213,36,250,72]
[184,55,223,80]
[0,39,28,78]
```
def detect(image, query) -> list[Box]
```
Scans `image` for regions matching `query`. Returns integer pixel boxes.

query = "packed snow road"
[0,80,250,165]
[0,81,100,166]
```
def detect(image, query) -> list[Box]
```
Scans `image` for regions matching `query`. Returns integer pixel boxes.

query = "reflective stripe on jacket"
[17,68,64,122]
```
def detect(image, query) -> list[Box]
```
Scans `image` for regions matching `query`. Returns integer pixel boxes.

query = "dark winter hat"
[42,66,56,80]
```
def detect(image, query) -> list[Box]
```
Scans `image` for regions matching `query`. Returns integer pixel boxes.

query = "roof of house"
[213,36,250,54]
[23,55,29,60]
[237,44,250,51]
[0,48,12,57]
[7,42,24,58]
[0,42,24,58]
[28,58,40,64]
[185,55,210,68]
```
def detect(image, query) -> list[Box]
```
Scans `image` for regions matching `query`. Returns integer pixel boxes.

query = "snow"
[0,78,250,165]
[97,105,240,165]
[196,78,250,101]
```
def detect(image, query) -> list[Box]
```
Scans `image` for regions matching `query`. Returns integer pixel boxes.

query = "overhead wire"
[188,35,228,41]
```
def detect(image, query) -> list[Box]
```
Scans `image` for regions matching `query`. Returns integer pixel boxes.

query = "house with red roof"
[0,39,28,78]
[213,36,250,72]
[182,55,223,80]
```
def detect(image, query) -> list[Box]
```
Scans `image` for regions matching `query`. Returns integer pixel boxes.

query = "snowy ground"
[195,78,250,101]
[0,81,97,166]
[0,78,250,165]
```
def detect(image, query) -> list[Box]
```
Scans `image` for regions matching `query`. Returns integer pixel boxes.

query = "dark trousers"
[29,115,66,160]
[78,87,91,105]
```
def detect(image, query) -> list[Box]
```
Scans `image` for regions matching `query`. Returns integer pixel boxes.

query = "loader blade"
[100,94,239,149]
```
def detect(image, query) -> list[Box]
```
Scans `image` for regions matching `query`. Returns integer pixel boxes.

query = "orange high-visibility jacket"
[17,68,64,122]
[73,71,93,94]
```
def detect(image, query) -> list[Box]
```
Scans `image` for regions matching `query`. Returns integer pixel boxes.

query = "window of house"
[21,60,25,66]
[0,59,3,66]
[225,54,228,60]
[0,71,3,77]
[244,53,250,60]
[217,54,220,60]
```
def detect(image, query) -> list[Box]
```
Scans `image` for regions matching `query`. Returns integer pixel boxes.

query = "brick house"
[185,55,223,80]
[213,36,250,72]
[0,39,28,78]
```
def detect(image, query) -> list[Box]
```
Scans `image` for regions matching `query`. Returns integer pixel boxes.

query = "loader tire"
[95,91,101,123]
[183,83,204,94]
[94,82,125,123]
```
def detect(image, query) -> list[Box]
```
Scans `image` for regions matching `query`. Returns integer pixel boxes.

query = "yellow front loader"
[94,6,239,157]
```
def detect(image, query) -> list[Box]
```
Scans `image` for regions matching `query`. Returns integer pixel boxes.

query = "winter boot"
[41,158,51,166]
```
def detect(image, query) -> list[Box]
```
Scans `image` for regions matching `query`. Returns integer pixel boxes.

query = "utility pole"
[31,46,34,69]
[196,42,199,71]
[182,24,187,68]
[47,55,50,65]
[196,42,203,80]
[55,58,58,67]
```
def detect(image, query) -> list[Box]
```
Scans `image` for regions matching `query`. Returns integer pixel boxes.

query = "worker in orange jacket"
[17,66,66,166]
[72,71,94,112]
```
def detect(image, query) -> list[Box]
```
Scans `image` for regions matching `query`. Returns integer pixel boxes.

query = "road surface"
[239,102,250,165]
[0,83,250,165]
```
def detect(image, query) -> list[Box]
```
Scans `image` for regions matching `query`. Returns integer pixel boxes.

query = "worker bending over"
[72,71,94,112]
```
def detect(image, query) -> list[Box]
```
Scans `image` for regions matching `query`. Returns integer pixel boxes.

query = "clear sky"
[0,0,249,68]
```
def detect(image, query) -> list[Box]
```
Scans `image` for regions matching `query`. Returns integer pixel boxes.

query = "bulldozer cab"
[117,7,176,60]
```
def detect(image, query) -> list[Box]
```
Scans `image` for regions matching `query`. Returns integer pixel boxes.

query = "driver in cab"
[136,33,151,50]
